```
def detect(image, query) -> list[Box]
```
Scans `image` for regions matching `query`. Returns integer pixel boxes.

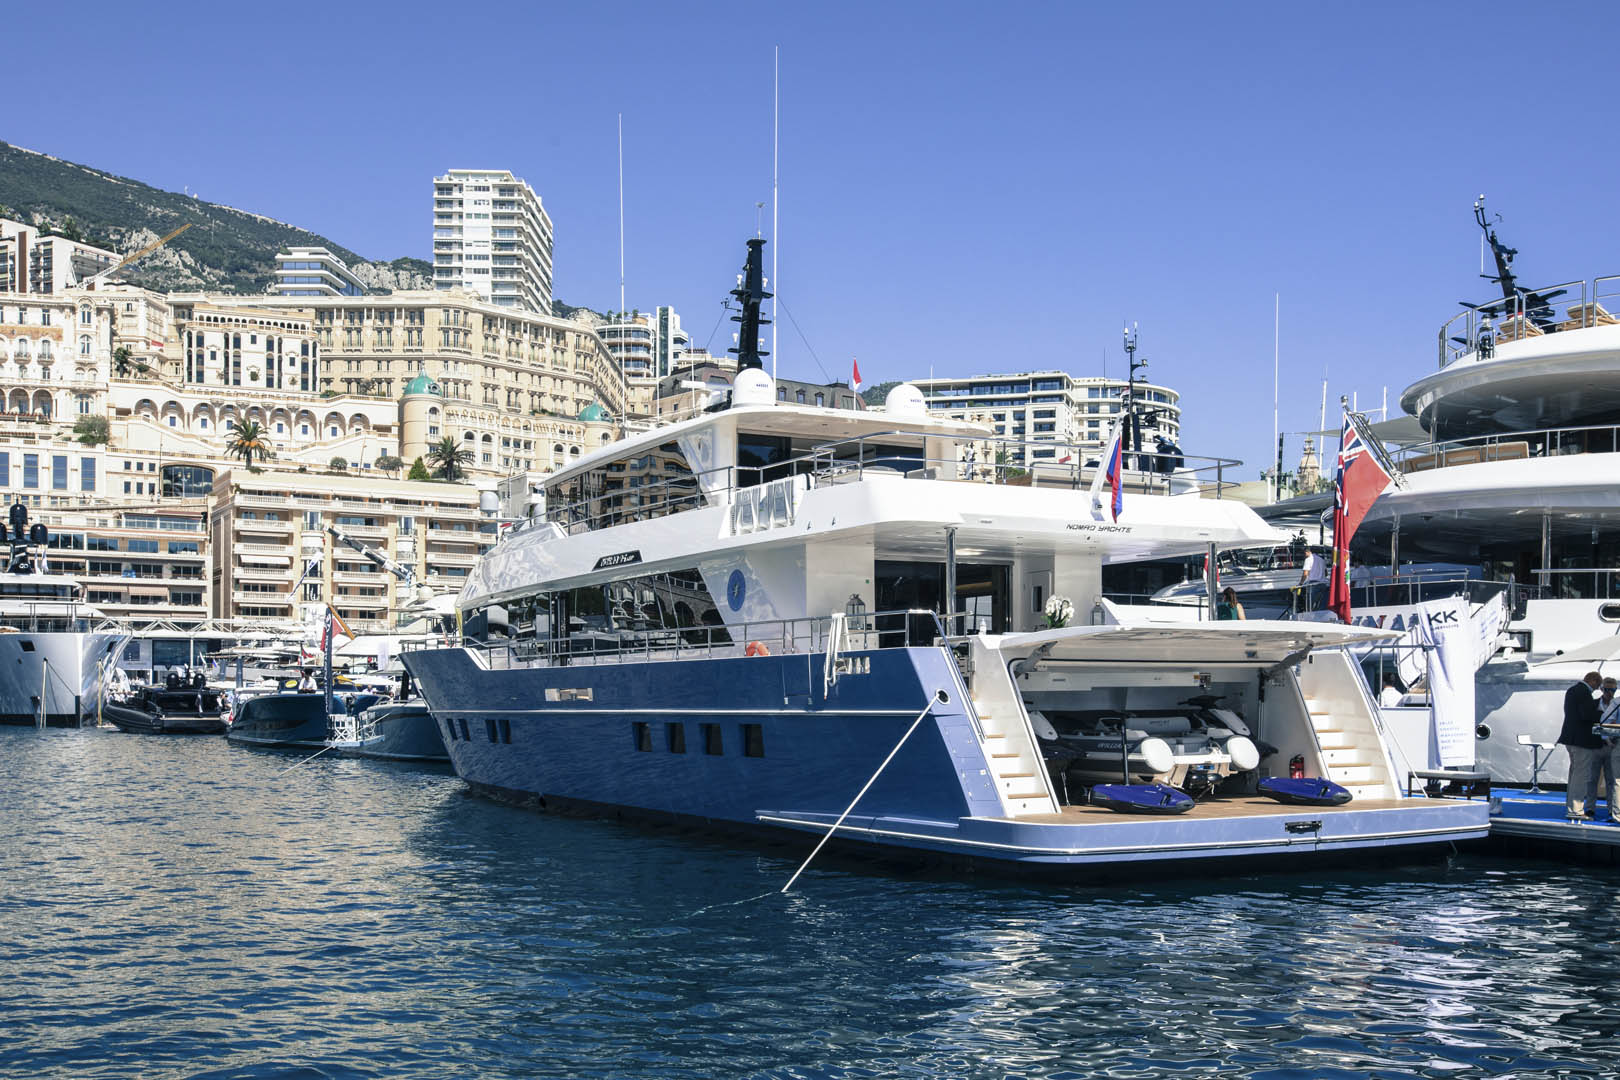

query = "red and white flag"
[851,356,862,393]
[1327,416,1394,623]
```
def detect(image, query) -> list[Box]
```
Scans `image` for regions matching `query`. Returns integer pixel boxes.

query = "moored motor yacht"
[401,239,1488,877]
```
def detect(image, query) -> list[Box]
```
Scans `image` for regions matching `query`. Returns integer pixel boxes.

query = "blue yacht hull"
[403,646,1491,873]
[346,703,449,763]
[226,692,380,750]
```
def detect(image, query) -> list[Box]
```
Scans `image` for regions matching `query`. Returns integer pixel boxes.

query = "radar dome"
[884,382,927,418]
[733,368,777,406]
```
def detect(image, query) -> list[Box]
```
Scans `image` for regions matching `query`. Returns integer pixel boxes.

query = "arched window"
[814,392,825,407]
[79,335,92,357]
[79,306,92,326]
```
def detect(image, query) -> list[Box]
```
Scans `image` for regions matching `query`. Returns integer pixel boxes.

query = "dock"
[1488,790,1620,864]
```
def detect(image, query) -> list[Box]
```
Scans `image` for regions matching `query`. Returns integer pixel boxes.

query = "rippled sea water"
[5,727,1620,1078]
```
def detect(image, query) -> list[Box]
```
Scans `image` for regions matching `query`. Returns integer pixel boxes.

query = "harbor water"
[5,726,1620,1079]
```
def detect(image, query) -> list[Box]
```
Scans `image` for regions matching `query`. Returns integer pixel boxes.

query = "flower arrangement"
[1044,594,1074,629]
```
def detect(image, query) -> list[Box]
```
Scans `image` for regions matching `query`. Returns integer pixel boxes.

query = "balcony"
[236,518,294,534]
[237,543,293,556]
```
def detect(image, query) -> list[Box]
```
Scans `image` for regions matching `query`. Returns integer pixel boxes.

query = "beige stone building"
[210,467,496,633]
[191,289,633,476]
[0,282,634,630]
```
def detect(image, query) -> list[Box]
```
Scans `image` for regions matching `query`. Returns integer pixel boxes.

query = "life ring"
[745,640,770,657]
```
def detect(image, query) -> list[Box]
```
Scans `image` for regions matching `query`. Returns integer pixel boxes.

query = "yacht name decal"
[594,550,643,570]
[1066,523,1132,533]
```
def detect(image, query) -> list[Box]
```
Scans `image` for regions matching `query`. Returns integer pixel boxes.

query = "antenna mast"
[1272,293,1279,503]
[617,114,626,330]
[772,45,780,384]
[729,239,772,372]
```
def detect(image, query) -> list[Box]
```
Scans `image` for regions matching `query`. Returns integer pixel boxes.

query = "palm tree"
[112,346,133,378]
[426,436,475,482]
[225,420,271,470]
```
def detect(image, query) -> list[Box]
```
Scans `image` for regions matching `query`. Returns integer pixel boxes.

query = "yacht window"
[666,722,686,753]
[736,433,792,486]
[632,722,652,752]
[741,723,764,758]
[700,723,723,755]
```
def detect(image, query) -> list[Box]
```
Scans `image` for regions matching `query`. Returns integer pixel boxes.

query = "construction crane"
[84,222,192,288]
[326,524,433,604]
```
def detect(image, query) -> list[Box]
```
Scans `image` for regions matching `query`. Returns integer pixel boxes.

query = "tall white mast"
[1272,293,1279,502]
[617,114,626,332]
[772,45,780,384]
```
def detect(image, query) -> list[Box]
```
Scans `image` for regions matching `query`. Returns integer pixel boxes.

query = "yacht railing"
[1531,567,1620,600]
[1439,274,1620,367]
[461,607,961,670]
[1392,421,1620,472]
[516,430,1243,539]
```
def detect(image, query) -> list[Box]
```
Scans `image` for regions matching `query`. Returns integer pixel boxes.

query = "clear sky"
[10,0,1619,477]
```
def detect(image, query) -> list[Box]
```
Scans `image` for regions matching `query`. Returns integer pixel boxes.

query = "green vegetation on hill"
[860,380,900,406]
[0,141,423,295]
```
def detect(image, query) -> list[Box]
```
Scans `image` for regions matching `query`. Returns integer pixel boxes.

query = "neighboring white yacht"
[0,505,125,726]
[1264,202,1620,784]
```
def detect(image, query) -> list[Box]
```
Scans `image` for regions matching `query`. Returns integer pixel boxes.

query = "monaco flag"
[851,356,862,393]
[1327,415,1394,623]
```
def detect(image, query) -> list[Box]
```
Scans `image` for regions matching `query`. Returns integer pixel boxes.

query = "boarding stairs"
[962,638,1058,816]
[1297,651,1400,801]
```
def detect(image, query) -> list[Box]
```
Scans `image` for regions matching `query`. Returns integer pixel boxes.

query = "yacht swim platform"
[1010,794,1412,824]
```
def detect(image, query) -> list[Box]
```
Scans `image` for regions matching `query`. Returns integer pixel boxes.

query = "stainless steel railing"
[1438,274,1620,367]
[1391,421,1620,472]
[513,429,1244,541]
[460,607,960,671]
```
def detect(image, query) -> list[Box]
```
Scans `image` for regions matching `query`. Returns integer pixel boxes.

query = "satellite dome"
[733,368,776,406]
[884,382,927,418]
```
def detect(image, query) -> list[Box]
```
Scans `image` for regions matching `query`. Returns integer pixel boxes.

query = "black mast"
[1471,196,1564,327]
[728,238,772,372]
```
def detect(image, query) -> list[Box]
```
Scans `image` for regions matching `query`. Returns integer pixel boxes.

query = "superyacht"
[401,239,1488,875]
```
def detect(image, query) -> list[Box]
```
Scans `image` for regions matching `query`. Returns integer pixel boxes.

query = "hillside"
[0,142,429,294]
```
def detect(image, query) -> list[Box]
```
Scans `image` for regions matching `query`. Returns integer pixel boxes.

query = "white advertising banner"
[1428,599,1477,768]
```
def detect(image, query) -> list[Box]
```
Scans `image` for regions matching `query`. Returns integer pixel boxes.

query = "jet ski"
[1257,776,1353,806]
[1089,782,1195,815]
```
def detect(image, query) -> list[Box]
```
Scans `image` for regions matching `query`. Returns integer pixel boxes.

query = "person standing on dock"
[1597,677,1620,824]
[1558,671,1605,821]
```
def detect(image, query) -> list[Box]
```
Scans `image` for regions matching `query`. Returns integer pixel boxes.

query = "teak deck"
[1011,795,1415,825]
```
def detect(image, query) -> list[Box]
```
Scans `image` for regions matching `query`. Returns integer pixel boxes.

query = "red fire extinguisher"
[1289,754,1305,779]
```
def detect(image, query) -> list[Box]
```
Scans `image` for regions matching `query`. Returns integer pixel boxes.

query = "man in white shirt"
[1379,674,1404,707]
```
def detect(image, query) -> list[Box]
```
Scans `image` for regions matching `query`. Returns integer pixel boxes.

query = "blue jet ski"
[1257,776,1352,806]
[1090,782,1195,815]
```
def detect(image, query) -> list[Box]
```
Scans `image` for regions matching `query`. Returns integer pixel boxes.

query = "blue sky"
[10,1,1619,477]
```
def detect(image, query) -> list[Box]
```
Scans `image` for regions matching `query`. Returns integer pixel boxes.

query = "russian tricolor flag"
[1090,424,1126,521]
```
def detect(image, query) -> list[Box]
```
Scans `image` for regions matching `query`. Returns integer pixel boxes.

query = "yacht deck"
[1009,795,1417,825]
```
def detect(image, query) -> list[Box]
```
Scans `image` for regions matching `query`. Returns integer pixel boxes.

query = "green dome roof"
[402,374,442,397]
[578,402,609,421]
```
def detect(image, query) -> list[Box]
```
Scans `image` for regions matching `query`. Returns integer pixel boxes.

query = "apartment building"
[0,289,117,422]
[914,370,1181,465]
[274,247,365,297]
[432,169,554,314]
[40,503,209,620]
[0,219,119,295]
[174,289,630,476]
[210,468,496,634]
